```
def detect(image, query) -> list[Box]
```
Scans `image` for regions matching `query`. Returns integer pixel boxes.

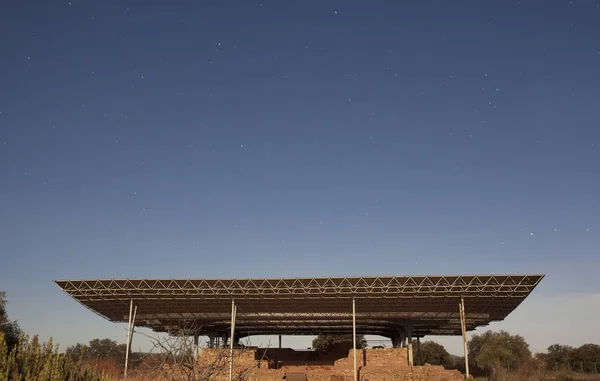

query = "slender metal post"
[353,297,357,381]
[406,324,413,367]
[128,305,137,350]
[279,335,282,349]
[124,300,135,378]
[460,297,470,379]
[229,300,237,381]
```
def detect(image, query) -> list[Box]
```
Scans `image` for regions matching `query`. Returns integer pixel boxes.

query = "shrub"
[0,331,112,381]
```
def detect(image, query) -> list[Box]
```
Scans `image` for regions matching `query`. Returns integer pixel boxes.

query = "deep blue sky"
[1,0,599,353]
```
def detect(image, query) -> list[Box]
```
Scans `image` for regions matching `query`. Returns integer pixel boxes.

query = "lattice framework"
[55,274,543,338]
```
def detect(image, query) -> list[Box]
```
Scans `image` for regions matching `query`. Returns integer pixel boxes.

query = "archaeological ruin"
[55,274,544,380]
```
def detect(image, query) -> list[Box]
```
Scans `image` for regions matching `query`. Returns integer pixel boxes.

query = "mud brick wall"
[312,348,463,381]
[197,348,268,381]
[412,364,464,381]
[334,348,409,369]
[194,347,464,381]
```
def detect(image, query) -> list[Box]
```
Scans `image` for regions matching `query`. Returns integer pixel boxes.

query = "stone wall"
[193,347,464,381]
[334,348,409,368]
[292,348,463,381]
[197,348,269,381]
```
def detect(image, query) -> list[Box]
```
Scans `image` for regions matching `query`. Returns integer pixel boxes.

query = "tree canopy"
[66,338,127,364]
[414,340,452,367]
[66,338,146,369]
[571,344,600,373]
[468,330,531,373]
[540,343,600,373]
[0,291,21,351]
[312,335,366,351]
[543,344,575,371]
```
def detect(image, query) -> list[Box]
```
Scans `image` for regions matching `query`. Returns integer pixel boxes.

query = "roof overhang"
[55,274,544,338]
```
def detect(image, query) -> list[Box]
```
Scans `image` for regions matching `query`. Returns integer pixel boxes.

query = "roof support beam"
[124,299,137,378]
[229,299,237,381]
[353,297,357,381]
[460,296,470,379]
[406,322,414,367]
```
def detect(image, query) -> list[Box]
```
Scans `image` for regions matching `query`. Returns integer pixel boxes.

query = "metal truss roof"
[54,274,543,338]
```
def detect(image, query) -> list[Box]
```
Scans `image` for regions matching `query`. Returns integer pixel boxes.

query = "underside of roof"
[55,274,544,338]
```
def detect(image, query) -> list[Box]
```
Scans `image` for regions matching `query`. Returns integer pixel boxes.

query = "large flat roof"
[55,274,543,338]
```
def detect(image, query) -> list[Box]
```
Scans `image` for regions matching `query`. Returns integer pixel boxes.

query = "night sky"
[1,0,599,353]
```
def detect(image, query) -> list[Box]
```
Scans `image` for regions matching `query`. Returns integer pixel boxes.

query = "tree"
[134,326,269,381]
[468,330,531,377]
[0,291,20,352]
[545,344,574,371]
[67,338,125,361]
[86,338,126,360]
[570,344,600,373]
[65,342,88,359]
[312,335,366,351]
[413,341,452,367]
[66,337,137,371]
[447,355,466,373]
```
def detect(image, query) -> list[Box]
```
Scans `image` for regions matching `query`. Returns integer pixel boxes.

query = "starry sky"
[1,0,599,354]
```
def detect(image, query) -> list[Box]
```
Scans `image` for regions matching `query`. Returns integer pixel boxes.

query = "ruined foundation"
[198,347,464,381]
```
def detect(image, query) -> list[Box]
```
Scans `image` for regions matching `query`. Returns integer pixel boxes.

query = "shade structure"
[55,274,543,339]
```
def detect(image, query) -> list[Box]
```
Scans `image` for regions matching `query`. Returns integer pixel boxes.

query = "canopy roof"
[55,274,543,338]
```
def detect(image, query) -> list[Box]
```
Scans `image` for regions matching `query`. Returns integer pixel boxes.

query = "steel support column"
[405,323,414,367]
[124,300,137,378]
[460,296,470,379]
[397,329,407,348]
[352,297,357,381]
[228,300,237,381]
[278,335,282,349]
[194,334,199,360]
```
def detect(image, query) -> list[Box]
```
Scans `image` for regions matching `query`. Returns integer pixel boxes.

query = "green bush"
[0,331,112,381]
